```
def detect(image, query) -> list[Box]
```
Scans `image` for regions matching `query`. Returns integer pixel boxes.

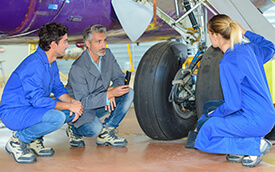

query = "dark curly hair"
[38,23,68,51]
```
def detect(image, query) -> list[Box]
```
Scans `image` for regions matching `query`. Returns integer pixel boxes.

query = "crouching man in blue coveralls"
[0,23,83,164]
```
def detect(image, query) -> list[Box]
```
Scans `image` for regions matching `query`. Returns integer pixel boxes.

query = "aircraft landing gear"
[134,41,197,140]
[134,44,225,140]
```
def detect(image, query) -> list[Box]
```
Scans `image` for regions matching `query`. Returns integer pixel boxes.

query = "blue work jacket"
[0,47,67,130]
[195,31,275,156]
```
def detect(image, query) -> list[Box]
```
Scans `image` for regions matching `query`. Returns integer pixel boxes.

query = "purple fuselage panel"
[0,0,120,36]
[0,0,182,44]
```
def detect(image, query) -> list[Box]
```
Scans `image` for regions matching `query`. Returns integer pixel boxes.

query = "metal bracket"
[134,0,217,45]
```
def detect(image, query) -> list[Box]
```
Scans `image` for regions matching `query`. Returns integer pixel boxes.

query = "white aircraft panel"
[208,0,275,45]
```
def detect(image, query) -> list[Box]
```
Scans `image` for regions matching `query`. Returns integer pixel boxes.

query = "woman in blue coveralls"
[194,14,275,167]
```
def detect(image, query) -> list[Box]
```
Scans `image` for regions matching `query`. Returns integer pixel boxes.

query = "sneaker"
[242,155,262,167]
[261,138,272,155]
[242,138,272,167]
[66,125,85,147]
[29,137,55,156]
[96,126,127,147]
[226,154,244,163]
[5,132,36,164]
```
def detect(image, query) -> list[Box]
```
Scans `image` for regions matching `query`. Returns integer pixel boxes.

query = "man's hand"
[55,94,84,122]
[69,100,83,122]
[107,87,114,92]
[105,97,116,112]
[107,85,130,99]
[105,85,130,112]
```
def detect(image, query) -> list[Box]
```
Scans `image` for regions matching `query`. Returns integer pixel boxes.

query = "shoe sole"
[242,155,263,167]
[242,139,272,167]
[29,148,55,157]
[69,142,85,147]
[66,128,85,147]
[226,155,244,163]
[96,141,127,147]
[5,145,37,164]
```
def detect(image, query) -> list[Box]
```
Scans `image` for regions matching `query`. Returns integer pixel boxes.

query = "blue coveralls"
[195,31,275,156]
[0,47,67,131]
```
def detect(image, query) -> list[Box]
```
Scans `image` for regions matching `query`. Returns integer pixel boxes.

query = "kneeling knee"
[43,110,65,128]
[126,88,134,101]
[86,123,103,137]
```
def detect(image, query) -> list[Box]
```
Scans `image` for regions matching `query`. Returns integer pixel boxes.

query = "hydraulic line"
[182,0,199,31]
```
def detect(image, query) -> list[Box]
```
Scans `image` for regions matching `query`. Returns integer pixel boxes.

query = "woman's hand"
[234,20,247,35]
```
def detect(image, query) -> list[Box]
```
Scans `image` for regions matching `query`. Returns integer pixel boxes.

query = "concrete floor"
[0,107,275,172]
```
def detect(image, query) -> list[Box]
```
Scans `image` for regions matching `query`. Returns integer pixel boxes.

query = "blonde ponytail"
[208,14,242,50]
[229,22,242,49]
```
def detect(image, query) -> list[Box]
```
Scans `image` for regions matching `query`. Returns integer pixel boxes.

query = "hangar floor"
[0,107,275,172]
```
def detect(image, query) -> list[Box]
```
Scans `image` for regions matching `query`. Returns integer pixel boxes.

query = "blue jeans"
[196,100,224,132]
[70,88,134,137]
[16,109,66,143]
[16,89,134,142]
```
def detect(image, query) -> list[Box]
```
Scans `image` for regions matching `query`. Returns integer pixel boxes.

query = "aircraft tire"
[195,46,224,118]
[134,41,197,140]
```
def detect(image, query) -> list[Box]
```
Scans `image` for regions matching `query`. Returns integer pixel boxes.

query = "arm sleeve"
[20,62,56,109]
[52,63,68,99]
[208,60,244,117]
[106,96,110,105]
[68,65,107,109]
[245,31,275,64]
[109,52,125,87]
